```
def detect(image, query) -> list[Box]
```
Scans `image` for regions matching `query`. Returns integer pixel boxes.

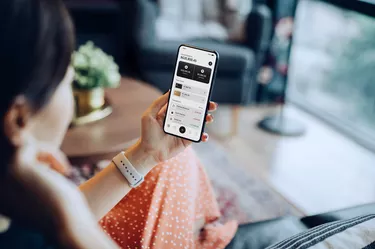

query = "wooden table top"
[61,78,162,165]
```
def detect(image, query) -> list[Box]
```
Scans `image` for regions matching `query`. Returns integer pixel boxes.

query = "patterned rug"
[70,141,302,225]
[193,141,303,224]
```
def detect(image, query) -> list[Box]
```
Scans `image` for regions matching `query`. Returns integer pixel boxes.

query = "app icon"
[179,126,186,134]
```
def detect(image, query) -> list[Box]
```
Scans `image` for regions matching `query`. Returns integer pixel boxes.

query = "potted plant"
[72,41,121,125]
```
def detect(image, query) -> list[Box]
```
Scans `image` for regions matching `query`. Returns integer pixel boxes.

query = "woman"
[0,0,236,248]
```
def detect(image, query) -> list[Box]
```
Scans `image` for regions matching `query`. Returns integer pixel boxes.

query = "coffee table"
[61,78,162,165]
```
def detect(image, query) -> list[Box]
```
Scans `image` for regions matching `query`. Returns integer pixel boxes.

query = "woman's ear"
[3,96,32,147]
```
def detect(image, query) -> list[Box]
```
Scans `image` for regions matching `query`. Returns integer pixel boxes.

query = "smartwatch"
[112,152,144,188]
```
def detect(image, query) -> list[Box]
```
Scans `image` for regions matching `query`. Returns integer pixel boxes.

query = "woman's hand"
[125,92,217,173]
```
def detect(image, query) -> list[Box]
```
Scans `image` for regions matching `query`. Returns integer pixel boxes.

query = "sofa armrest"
[66,0,126,70]
[120,0,158,47]
[245,4,273,67]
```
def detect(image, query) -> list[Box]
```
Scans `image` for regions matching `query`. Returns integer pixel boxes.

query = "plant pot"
[72,87,112,126]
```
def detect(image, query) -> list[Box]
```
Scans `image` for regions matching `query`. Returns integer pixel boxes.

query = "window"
[288,0,375,149]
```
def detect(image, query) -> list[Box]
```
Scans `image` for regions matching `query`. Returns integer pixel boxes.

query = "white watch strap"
[112,152,144,188]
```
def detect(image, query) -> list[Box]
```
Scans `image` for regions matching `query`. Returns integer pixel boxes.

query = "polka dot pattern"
[100,147,237,248]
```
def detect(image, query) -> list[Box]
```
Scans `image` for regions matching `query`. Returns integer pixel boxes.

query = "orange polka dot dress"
[100,147,237,249]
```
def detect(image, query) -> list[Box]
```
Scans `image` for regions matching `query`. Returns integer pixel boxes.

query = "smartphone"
[163,44,219,142]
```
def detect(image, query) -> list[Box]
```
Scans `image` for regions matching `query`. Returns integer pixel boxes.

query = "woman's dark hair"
[0,0,74,174]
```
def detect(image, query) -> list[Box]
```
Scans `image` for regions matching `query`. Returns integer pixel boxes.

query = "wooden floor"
[205,104,375,215]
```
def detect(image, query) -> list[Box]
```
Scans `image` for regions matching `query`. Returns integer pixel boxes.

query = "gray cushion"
[267,215,375,249]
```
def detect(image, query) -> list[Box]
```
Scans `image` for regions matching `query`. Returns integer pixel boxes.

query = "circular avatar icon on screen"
[184,65,188,69]
[201,69,204,73]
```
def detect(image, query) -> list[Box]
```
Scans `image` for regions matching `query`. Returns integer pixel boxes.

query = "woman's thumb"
[148,91,170,117]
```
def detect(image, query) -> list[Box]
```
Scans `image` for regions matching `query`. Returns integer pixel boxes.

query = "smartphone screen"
[163,45,218,142]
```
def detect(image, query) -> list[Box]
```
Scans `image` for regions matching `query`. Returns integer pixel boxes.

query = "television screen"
[288,0,375,148]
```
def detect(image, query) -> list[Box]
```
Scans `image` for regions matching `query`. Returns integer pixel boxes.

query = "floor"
[205,104,375,215]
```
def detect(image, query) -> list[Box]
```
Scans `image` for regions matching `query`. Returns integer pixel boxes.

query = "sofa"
[120,0,272,104]
[66,0,272,104]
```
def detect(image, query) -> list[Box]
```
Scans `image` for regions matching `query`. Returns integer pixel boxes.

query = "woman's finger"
[37,142,72,176]
[15,137,71,176]
[206,114,214,123]
[208,101,218,111]
[201,133,209,142]
[157,103,168,122]
[157,103,168,116]
[37,152,70,176]
[148,91,170,117]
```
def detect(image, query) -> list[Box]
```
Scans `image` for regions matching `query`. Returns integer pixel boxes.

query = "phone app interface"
[164,46,217,141]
